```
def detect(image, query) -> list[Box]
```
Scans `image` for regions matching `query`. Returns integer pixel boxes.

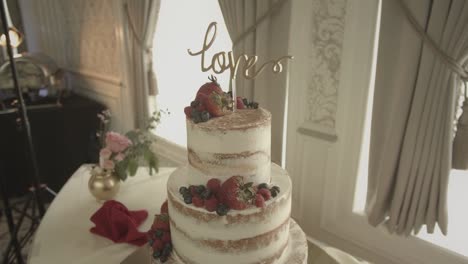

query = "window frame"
[319,1,468,263]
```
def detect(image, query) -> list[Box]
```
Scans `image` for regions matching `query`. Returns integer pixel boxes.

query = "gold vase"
[88,167,121,201]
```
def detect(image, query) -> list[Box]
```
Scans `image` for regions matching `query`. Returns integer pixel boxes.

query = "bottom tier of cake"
[150,219,308,264]
[166,164,293,264]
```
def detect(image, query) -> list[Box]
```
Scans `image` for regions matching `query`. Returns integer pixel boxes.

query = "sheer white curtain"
[124,0,161,128]
[366,0,468,236]
[218,0,291,164]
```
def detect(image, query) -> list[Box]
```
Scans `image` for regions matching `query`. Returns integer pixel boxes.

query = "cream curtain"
[366,0,468,236]
[218,0,291,164]
[124,0,161,128]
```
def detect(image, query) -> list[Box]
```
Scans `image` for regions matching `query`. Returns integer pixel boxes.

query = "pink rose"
[99,148,112,159]
[105,132,132,153]
[115,153,126,162]
[101,159,115,170]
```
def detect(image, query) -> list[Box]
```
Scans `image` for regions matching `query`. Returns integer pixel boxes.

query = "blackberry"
[162,243,173,257]
[272,186,280,193]
[251,102,259,109]
[257,183,269,190]
[195,185,206,195]
[242,98,249,106]
[200,189,212,200]
[270,188,278,198]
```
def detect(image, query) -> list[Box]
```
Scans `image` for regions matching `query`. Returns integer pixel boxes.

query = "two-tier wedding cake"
[147,77,307,264]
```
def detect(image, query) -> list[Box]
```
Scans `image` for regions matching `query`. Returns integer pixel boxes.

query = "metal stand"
[0,3,56,264]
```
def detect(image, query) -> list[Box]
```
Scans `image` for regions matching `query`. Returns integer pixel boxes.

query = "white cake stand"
[133,219,308,264]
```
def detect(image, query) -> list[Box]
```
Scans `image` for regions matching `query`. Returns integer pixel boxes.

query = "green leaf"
[127,159,139,176]
[125,130,139,143]
[115,161,128,181]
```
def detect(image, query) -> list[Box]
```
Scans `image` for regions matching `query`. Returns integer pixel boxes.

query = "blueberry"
[148,239,154,246]
[200,111,210,122]
[184,195,192,204]
[179,186,189,195]
[153,250,161,258]
[162,243,172,257]
[200,189,212,200]
[154,229,163,238]
[191,110,201,123]
[216,204,229,216]
[257,183,269,190]
[272,186,280,193]
[270,188,278,198]
[190,100,200,108]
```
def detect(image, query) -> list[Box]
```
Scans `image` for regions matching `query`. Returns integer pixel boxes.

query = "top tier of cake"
[186,108,271,185]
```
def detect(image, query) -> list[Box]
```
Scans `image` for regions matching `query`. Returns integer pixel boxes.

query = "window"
[153,0,232,147]
[318,1,468,263]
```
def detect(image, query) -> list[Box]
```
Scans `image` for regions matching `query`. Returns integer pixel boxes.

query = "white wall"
[18,0,134,132]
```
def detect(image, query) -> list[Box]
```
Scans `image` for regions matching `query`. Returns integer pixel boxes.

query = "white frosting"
[186,111,271,185]
[167,163,292,264]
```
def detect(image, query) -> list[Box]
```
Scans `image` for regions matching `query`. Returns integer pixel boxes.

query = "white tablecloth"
[28,165,176,264]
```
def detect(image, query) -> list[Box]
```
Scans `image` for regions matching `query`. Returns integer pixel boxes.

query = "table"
[28,165,176,264]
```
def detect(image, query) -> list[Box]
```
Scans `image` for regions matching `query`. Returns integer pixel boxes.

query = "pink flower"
[102,159,115,170]
[99,148,112,159]
[105,132,132,153]
[115,153,125,162]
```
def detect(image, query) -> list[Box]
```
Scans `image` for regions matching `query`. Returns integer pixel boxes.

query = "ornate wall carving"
[306,0,346,128]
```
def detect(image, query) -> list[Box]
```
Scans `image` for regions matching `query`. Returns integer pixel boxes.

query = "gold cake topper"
[188,22,293,110]
[188,22,293,80]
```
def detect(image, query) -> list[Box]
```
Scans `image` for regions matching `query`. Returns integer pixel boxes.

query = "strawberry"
[202,92,230,117]
[207,178,221,194]
[152,239,164,251]
[161,231,171,244]
[204,196,218,212]
[255,194,265,208]
[236,97,246,109]
[257,188,271,201]
[220,176,249,210]
[196,75,223,100]
[152,214,170,231]
[184,106,192,118]
[192,196,204,207]
[160,200,168,214]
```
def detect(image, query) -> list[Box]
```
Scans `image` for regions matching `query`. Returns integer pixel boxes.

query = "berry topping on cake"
[200,189,212,200]
[160,200,168,214]
[183,195,192,204]
[152,214,170,231]
[257,188,272,201]
[236,96,246,109]
[257,183,269,190]
[216,203,229,216]
[255,194,266,208]
[207,178,221,193]
[192,196,204,207]
[204,196,218,212]
[196,75,223,100]
[148,213,173,263]
[202,92,230,117]
[179,186,189,195]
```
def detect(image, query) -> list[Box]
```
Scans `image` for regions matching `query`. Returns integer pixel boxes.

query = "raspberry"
[161,231,171,244]
[257,188,271,201]
[207,178,221,193]
[204,196,218,212]
[255,194,265,208]
[160,200,168,214]
[184,106,192,118]
[192,196,204,207]
[152,239,163,251]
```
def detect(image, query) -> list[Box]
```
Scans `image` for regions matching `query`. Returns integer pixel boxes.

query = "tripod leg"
[0,184,25,264]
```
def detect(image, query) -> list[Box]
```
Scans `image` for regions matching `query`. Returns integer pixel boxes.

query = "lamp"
[0,0,23,51]
[0,26,23,47]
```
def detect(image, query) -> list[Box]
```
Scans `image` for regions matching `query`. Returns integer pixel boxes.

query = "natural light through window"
[153,0,232,146]
[353,81,468,257]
